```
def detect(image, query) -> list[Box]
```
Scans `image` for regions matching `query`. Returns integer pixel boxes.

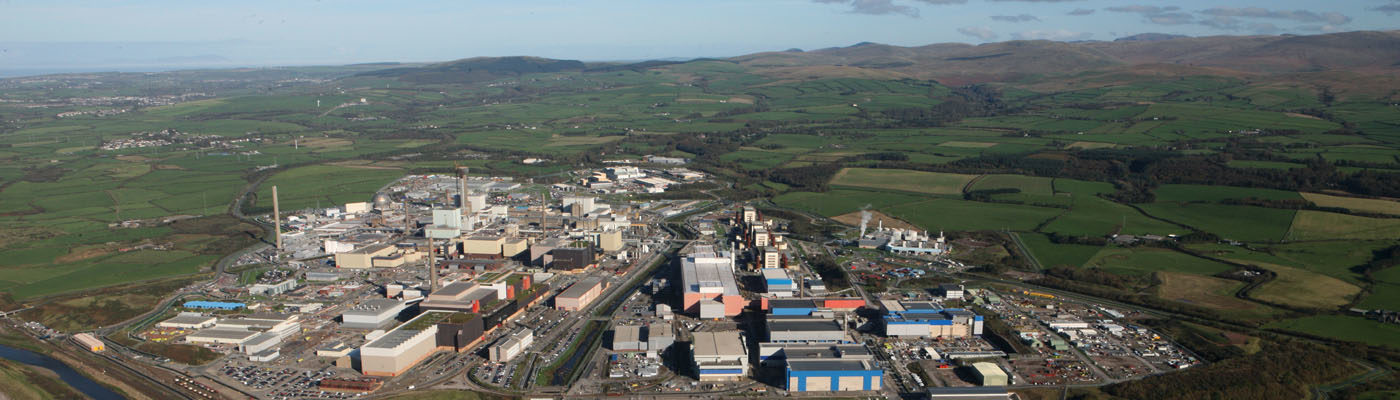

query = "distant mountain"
[725,30,1400,84]
[1115,33,1189,42]
[357,56,585,84]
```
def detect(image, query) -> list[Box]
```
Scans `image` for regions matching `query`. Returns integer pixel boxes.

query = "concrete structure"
[681,248,743,318]
[598,230,623,252]
[488,329,534,362]
[692,331,747,381]
[421,282,500,312]
[761,247,781,269]
[971,362,1008,386]
[752,226,770,247]
[306,271,342,282]
[940,284,965,300]
[612,324,645,352]
[73,333,104,352]
[556,277,605,311]
[215,314,301,342]
[183,301,244,310]
[757,343,872,367]
[462,236,506,256]
[767,317,849,343]
[249,279,298,296]
[762,268,795,296]
[157,313,217,330]
[883,303,984,338]
[316,341,354,358]
[647,322,674,358]
[186,327,259,345]
[334,243,395,269]
[927,387,1012,399]
[741,206,757,224]
[360,312,445,377]
[241,332,281,355]
[549,245,597,271]
[342,298,407,329]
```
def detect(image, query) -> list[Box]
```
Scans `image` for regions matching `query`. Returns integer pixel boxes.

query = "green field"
[1266,315,1400,349]
[1153,184,1302,203]
[830,168,978,195]
[883,198,1062,232]
[1085,248,1235,276]
[1301,192,1400,216]
[1140,203,1295,242]
[1018,233,1102,269]
[1042,180,1186,237]
[249,164,405,213]
[1286,211,1400,241]
[772,189,926,217]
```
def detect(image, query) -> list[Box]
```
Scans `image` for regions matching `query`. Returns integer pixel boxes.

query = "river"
[0,343,124,399]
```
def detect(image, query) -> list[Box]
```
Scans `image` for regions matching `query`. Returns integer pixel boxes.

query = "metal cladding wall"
[484,299,519,329]
[436,319,485,352]
[786,369,882,391]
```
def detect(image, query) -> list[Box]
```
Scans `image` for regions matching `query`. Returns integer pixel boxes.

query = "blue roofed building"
[183,301,246,310]
[882,301,983,338]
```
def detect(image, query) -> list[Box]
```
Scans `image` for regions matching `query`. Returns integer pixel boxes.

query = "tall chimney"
[272,185,282,250]
[458,167,470,214]
[426,239,439,293]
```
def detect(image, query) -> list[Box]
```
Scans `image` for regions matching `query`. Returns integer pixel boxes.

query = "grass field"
[1286,211,1400,241]
[1242,262,1361,310]
[1041,179,1185,237]
[772,189,926,217]
[1300,192,1400,216]
[883,198,1062,232]
[830,168,978,195]
[1139,203,1295,242]
[1153,184,1302,203]
[1154,271,1273,316]
[1266,315,1400,349]
[1085,248,1234,276]
[1187,241,1393,285]
[249,164,405,214]
[1018,233,1101,269]
[1359,266,1400,310]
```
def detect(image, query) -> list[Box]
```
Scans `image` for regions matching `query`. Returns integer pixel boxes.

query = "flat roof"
[768,318,843,333]
[614,324,642,343]
[364,329,421,349]
[780,344,872,360]
[560,277,604,299]
[692,331,744,357]
[189,328,259,341]
[681,252,739,296]
[344,298,405,315]
[770,299,820,309]
[434,282,475,298]
[972,362,1007,378]
[245,332,279,347]
[786,359,875,371]
[161,315,215,325]
[761,268,791,280]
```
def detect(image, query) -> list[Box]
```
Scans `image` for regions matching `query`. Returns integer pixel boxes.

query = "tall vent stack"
[272,185,282,250]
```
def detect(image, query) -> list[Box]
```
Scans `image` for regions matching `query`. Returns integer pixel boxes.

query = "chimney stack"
[272,186,282,250]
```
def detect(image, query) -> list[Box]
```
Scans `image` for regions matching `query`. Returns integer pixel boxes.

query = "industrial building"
[766,317,849,343]
[420,281,500,313]
[762,268,795,296]
[248,278,298,296]
[757,343,871,367]
[73,333,104,352]
[970,362,1009,386]
[186,327,260,345]
[341,298,407,329]
[882,302,984,338]
[680,247,743,318]
[556,277,605,311]
[333,243,397,269]
[760,247,781,269]
[785,360,883,392]
[940,284,965,300]
[612,324,645,352]
[359,311,472,377]
[764,298,866,316]
[647,322,675,359]
[183,301,244,310]
[926,387,1012,399]
[488,329,534,362]
[548,245,598,272]
[306,271,342,282]
[691,331,748,381]
[157,313,217,330]
[215,314,301,342]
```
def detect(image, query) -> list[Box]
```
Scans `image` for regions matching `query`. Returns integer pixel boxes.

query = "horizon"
[2,0,1398,77]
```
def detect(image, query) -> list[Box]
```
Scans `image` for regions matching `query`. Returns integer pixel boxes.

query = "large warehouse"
[786,360,883,392]
[341,298,407,329]
[762,268,795,296]
[681,247,744,318]
[971,362,1009,386]
[556,277,605,311]
[157,313,217,330]
[360,311,457,377]
[692,331,748,381]
[766,317,849,343]
[883,302,984,338]
[612,324,645,352]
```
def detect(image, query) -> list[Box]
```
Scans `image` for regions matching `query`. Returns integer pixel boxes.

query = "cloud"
[1067,8,1095,16]
[1199,7,1352,25]
[957,26,999,40]
[1011,29,1093,41]
[989,0,1085,2]
[813,0,919,17]
[1106,5,1194,25]
[1373,3,1400,15]
[1247,22,1280,34]
[912,0,968,4]
[990,14,1039,22]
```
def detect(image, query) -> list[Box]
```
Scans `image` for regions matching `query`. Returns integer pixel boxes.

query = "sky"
[0,0,1398,73]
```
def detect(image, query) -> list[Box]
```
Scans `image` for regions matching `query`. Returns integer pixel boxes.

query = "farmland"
[1300,192,1400,216]
[1266,315,1400,349]
[829,168,977,195]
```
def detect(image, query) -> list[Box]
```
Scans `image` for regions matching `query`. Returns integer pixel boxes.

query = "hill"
[357,56,585,84]
[726,30,1400,84]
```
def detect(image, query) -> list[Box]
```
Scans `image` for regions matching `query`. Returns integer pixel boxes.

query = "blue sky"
[1,0,1398,71]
